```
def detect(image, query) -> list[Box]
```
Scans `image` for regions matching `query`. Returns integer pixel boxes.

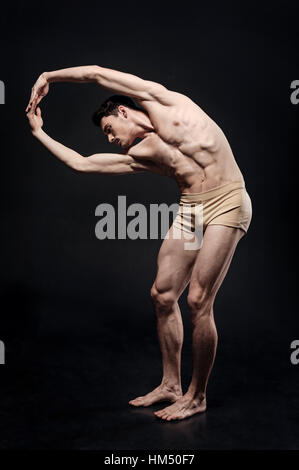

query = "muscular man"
[25,65,252,421]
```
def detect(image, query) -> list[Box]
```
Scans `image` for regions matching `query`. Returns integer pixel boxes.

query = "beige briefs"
[173,181,252,235]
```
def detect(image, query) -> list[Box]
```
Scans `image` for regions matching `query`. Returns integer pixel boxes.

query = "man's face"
[100,106,135,149]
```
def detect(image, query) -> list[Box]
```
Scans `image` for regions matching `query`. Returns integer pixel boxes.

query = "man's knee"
[151,284,177,316]
[187,285,214,321]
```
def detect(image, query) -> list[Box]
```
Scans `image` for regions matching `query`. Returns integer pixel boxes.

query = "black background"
[0,0,298,450]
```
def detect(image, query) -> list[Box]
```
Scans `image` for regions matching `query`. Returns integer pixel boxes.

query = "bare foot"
[129,384,182,407]
[154,393,206,421]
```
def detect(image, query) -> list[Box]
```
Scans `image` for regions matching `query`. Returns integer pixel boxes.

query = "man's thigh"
[189,225,245,297]
[154,226,199,296]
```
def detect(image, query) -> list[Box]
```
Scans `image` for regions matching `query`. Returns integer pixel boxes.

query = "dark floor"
[0,319,298,450]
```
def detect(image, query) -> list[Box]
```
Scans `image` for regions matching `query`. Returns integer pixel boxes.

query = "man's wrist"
[32,128,44,139]
[42,71,52,83]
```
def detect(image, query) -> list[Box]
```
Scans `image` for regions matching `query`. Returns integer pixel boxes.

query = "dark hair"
[91,94,142,127]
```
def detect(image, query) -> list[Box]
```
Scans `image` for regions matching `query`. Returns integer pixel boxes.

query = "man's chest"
[136,100,211,161]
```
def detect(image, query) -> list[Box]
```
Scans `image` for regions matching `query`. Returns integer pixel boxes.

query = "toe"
[159,406,169,413]
[129,397,144,406]
[168,413,180,421]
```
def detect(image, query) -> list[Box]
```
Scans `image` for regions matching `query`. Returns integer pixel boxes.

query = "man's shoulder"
[126,135,155,159]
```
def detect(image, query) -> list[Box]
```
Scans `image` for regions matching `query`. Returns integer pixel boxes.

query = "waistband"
[181,180,245,202]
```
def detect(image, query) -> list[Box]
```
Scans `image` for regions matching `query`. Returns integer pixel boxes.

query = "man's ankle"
[161,380,182,393]
[185,388,206,402]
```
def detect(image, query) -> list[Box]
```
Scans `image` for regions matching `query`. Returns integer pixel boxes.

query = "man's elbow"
[91,65,103,83]
[71,158,92,173]
[82,65,101,82]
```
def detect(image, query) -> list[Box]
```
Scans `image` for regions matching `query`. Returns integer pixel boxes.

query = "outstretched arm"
[45,65,164,98]
[32,129,145,174]
[26,64,172,112]
[32,130,149,174]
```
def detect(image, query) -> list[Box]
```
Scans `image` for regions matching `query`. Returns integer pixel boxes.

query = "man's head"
[92,95,143,149]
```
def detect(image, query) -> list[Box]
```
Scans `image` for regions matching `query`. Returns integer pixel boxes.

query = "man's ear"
[118,105,127,118]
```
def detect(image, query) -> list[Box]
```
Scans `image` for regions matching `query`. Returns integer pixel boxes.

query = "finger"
[29,93,37,107]
[28,96,38,114]
[26,88,38,112]
[26,107,33,119]
[32,96,39,113]
[25,89,35,112]
[27,103,34,115]
[26,99,34,113]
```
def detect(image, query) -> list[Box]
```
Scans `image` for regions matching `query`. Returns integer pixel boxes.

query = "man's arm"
[44,65,166,100]
[31,127,147,174]
[26,65,181,112]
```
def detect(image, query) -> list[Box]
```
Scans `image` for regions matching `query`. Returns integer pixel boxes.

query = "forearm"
[32,128,85,171]
[31,129,144,174]
[44,65,99,84]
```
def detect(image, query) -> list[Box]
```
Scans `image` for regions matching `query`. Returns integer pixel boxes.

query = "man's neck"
[131,109,155,138]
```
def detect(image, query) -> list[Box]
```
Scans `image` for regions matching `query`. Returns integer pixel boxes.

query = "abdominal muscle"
[170,148,244,194]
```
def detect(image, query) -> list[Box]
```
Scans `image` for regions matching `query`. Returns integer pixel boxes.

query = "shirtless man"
[25,65,252,421]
